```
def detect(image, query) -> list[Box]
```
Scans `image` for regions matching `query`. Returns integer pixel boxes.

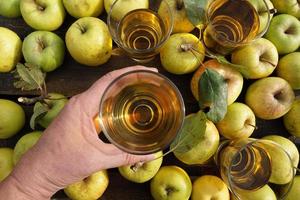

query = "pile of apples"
[0,0,300,200]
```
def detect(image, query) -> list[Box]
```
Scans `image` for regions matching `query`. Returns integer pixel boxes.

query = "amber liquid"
[223,143,272,190]
[117,9,167,61]
[100,83,183,154]
[203,0,260,55]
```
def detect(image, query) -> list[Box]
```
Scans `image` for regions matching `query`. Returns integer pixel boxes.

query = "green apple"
[63,0,104,18]
[0,148,14,182]
[276,52,300,89]
[65,17,112,66]
[262,135,299,169]
[245,77,295,120]
[160,33,205,75]
[248,0,274,33]
[0,0,21,18]
[104,0,148,20]
[158,0,194,33]
[35,93,68,128]
[150,166,192,200]
[190,59,244,105]
[118,151,163,183]
[0,99,25,139]
[270,0,300,18]
[191,175,230,200]
[231,38,278,79]
[174,117,219,165]
[284,176,300,200]
[13,131,42,165]
[216,102,256,140]
[231,185,276,200]
[0,27,22,73]
[22,31,65,72]
[64,170,109,200]
[283,99,300,137]
[265,14,300,55]
[263,140,294,184]
[20,0,66,31]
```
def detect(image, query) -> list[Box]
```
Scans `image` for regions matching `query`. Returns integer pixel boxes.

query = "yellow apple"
[64,170,109,200]
[0,27,22,72]
[263,140,294,185]
[231,185,276,200]
[174,116,219,165]
[191,175,230,200]
[0,99,25,139]
[216,103,256,140]
[245,77,295,120]
[191,59,244,105]
[151,166,192,200]
[63,0,104,18]
[160,33,205,75]
[158,0,195,33]
[0,148,14,182]
[118,151,163,183]
[284,98,300,137]
[65,17,112,66]
[262,135,299,170]
[13,131,42,165]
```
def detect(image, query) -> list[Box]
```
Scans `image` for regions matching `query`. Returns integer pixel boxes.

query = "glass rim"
[226,138,295,200]
[98,69,185,155]
[107,0,174,54]
[205,0,272,46]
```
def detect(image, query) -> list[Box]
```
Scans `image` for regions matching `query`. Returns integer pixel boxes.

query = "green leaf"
[13,63,46,91]
[30,102,49,130]
[215,55,249,78]
[198,68,227,123]
[170,111,207,154]
[183,0,209,26]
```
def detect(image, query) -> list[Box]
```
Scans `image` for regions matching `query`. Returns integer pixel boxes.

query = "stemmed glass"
[107,0,173,63]
[98,70,185,155]
[215,138,295,200]
[200,0,275,56]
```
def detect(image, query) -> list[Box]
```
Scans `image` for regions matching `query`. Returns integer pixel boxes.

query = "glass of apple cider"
[215,138,295,200]
[98,70,185,155]
[107,0,173,63]
[202,0,276,56]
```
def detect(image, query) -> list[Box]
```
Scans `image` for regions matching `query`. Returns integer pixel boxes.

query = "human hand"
[0,66,157,199]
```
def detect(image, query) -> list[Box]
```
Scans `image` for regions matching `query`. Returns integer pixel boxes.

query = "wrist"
[0,174,51,200]
[0,146,59,200]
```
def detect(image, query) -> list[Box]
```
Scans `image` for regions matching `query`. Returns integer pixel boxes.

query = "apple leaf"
[30,102,49,130]
[183,0,209,26]
[215,55,249,78]
[13,63,46,91]
[198,68,227,123]
[170,111,207,154]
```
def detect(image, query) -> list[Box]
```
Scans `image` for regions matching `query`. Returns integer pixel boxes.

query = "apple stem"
[180,43,194,52]
[37,38,46,50]
[77,23,87,34]
[18,96,47,105]
[259,8,277,15]
[130,162,144,172]
[246,123,258,130]
[166,187,175,195]
[176,0,184,10]
[260,58,276,67]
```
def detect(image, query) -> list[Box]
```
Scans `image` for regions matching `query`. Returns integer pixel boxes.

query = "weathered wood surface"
[0,14,299,200]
